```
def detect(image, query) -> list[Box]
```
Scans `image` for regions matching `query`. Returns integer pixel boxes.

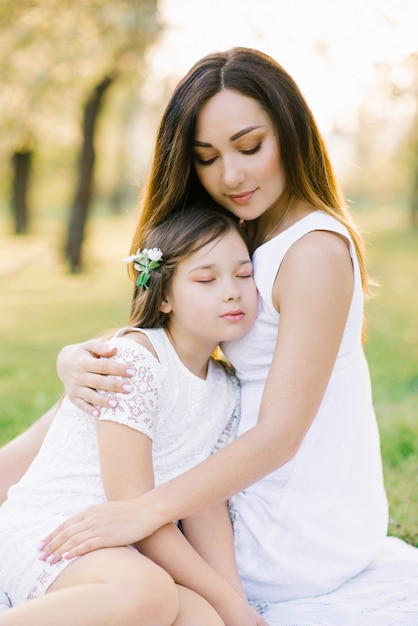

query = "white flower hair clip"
[123,247,163,290]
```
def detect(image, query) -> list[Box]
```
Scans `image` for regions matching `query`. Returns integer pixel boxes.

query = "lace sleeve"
[211,366,241,454]
[95,337,160,441]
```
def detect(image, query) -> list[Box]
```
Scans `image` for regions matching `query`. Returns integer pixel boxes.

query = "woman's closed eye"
[239,142,261,155]
[194,142,262,166]
[194,153,217,166]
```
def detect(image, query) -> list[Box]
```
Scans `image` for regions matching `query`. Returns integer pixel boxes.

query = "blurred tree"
[11,149,32,234]
[0,0,161,268]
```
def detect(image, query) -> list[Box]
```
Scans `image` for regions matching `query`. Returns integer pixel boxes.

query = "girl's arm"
[41,231,354,556]
[180,504,246,600]
[0,404,57,504]
[85,349,266,626]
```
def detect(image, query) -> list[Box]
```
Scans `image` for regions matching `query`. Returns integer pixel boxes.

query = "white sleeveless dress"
[222,211,418,622]
[0,327,239,606]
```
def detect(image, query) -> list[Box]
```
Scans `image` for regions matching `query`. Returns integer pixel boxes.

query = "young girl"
[0,205,265,626]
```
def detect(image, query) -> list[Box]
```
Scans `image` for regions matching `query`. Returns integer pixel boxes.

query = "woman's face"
[193,89,285,222]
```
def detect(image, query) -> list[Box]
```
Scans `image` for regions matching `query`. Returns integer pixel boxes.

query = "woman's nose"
[222,158,244,188]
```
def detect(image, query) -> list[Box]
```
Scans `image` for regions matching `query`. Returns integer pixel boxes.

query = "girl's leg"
[0,406,56,504]
[172,586,224,626]
[0,547,178,626]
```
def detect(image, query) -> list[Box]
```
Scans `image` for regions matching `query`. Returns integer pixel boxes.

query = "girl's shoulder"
[107,327,159,362]
[209,355,240,388]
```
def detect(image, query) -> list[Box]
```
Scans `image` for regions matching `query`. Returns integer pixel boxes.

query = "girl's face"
[193,89,284,222]
[161,228,258,356]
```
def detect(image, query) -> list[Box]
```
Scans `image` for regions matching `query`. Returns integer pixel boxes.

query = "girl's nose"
[224,282,241,302]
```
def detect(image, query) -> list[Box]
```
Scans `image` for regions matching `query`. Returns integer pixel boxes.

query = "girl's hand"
[219,599,269,626]
[250,606,269,626]
[57,340,135,416]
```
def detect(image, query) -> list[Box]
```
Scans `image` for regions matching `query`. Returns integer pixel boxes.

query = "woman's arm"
[57,340,135,416]
[82,361,265,625]
[0,404,57,504]
[41,231,354,557]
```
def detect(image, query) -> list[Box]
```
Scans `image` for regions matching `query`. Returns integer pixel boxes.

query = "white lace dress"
[0,327,240,607]
[222,211,418,624]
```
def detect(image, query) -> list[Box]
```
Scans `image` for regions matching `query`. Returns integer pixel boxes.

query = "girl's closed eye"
[195,275,216,283]
[236,262,254,279]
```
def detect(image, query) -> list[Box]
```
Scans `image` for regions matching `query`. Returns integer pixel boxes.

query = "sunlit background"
[140,0,417,188]
[1,0,417,228]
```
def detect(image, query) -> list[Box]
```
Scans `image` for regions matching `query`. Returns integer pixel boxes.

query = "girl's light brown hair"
[128,202,248,329]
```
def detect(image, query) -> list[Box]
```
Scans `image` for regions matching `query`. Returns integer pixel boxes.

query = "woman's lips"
[228,190,256,205]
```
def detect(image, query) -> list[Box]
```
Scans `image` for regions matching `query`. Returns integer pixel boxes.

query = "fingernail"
[62,551,72,560]
[38,551,46,560]
[46,554,56,564]
[125,368,135,376]
[108,399,118,408]
[92,409,100,417]
[37,541,46,551]
[122,384,132,393]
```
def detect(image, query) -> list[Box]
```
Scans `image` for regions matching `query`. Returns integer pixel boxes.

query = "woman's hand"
[57,340,135,416]
[38,498,153,563]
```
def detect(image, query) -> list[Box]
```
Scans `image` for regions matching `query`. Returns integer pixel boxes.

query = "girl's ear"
[159,296,172,314]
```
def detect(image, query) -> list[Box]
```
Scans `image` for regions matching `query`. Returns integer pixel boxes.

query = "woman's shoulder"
[290,209,349,237]
[281,229,353,293]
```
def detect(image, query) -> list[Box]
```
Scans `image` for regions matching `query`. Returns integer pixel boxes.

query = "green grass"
[0,213,133,439]
[358,207,418,546]
[0,204,417,545]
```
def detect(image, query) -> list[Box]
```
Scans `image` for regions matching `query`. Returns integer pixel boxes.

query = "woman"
[3,47,418,624]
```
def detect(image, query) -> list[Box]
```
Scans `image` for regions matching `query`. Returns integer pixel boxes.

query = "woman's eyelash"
[197,158,217,166]
[241,143,261,155]
[195,142,262,165]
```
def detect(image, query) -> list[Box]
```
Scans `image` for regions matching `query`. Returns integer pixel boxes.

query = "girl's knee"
[122,559,179,626]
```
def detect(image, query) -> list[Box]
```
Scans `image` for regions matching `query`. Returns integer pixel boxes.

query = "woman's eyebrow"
[193,126,262,147]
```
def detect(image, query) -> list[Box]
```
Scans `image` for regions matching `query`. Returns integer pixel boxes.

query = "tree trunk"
[11,150,32,234]
[411,169,418,229]
[66,74,115,272]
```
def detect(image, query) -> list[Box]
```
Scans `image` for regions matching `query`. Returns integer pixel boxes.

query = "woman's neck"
[245,190,294,250]
[246,195,314,251]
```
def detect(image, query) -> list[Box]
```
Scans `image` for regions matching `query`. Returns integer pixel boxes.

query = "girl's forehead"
[180,230,250,267]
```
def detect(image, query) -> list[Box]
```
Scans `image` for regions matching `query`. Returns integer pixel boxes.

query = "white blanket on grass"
[263,537,418,625]
[1,537,417,623]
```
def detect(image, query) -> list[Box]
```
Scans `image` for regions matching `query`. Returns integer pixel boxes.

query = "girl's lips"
[221,310,245,321]
[228,190,256,205]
